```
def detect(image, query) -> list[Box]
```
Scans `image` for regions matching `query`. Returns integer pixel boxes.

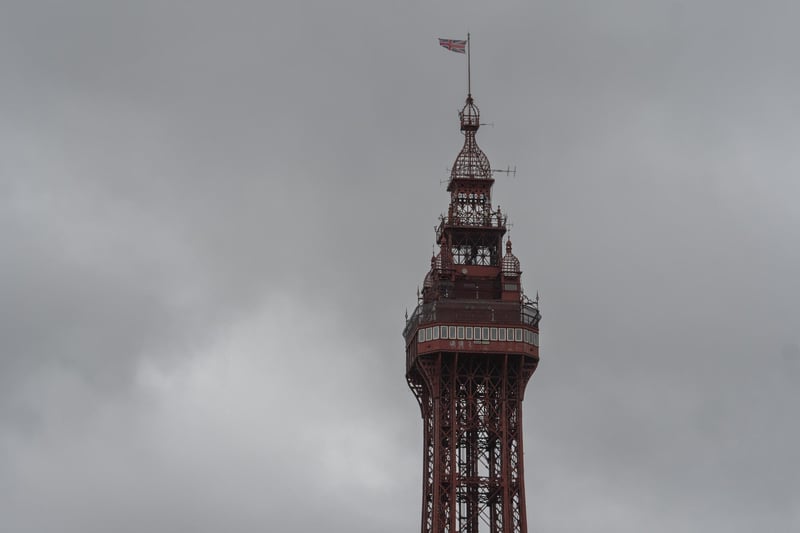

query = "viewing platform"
[403,299,540,341]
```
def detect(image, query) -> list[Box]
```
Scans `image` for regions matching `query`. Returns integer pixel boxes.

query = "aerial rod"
[467,32,471,96]
[492,165,517,176]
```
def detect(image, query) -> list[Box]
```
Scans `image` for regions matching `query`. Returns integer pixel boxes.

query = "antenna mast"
[467,32,471,95]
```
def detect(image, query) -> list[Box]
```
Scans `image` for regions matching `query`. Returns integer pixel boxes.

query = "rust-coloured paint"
[404,93,541,533]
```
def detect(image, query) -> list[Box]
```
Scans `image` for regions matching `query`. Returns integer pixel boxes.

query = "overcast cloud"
[1,1,799,532]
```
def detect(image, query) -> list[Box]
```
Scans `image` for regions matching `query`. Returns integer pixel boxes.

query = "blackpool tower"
[403,86,541,533]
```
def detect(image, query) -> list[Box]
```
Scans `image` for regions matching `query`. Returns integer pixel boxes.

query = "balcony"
[403,299,541,340]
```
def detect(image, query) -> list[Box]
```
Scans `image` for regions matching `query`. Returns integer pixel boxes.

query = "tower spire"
[451,94,490,182]
[404,61,542,533]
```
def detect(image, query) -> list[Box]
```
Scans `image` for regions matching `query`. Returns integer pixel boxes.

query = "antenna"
[492,165,517,177]
[467,33,471,95]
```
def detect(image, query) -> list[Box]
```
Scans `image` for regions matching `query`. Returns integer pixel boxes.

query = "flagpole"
[467,32,471,96]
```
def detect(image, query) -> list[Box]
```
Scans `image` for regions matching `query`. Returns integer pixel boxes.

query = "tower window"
[474,327,481,340]
[499,328,506,341]
[440,326,448,339]
[449,326,457,339]
[418,330,425,343]
[466,327,473,340]
[490,328,497,341]
[482,327,489,340]
[515,328,523,342]
[432,327,439,340]
[457,327,464,340]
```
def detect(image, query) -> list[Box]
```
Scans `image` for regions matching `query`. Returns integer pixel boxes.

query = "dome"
[450,95,491,181]
[423,254,437,289]
[501,239,521,277]
[459,95,480,132]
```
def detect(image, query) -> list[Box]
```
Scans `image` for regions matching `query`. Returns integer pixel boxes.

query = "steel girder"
[408,352,535,533]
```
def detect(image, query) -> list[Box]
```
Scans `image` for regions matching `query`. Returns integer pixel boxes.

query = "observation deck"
[403,299,541,372]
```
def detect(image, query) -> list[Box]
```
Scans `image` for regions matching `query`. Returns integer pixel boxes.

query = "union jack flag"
[438,38,467,54]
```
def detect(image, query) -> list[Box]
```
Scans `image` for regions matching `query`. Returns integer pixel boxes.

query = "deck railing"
[403,300,540,340]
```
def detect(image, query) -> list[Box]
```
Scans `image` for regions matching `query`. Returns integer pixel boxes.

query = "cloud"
[1,1,799,531]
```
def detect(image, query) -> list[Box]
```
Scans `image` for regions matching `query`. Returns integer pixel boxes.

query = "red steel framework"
[404,92,541,533]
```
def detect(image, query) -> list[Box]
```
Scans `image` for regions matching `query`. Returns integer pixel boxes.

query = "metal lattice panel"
[408,353,535,533]
[450,96,491,181]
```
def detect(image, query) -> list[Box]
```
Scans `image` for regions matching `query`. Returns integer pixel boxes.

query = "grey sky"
[1,1,799,532]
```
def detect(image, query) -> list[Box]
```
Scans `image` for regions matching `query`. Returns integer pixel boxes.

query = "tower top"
[450,94,491,183]
[405,53,540,533]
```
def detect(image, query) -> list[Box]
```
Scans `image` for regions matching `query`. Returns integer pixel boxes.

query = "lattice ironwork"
[451,96,491,181]
[449,232,500,267]
[406,89,540,533]
[436,95,508,271]
[407,353,536,533]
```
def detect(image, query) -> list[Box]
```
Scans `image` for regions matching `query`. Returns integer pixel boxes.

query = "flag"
[438,38,467,54]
